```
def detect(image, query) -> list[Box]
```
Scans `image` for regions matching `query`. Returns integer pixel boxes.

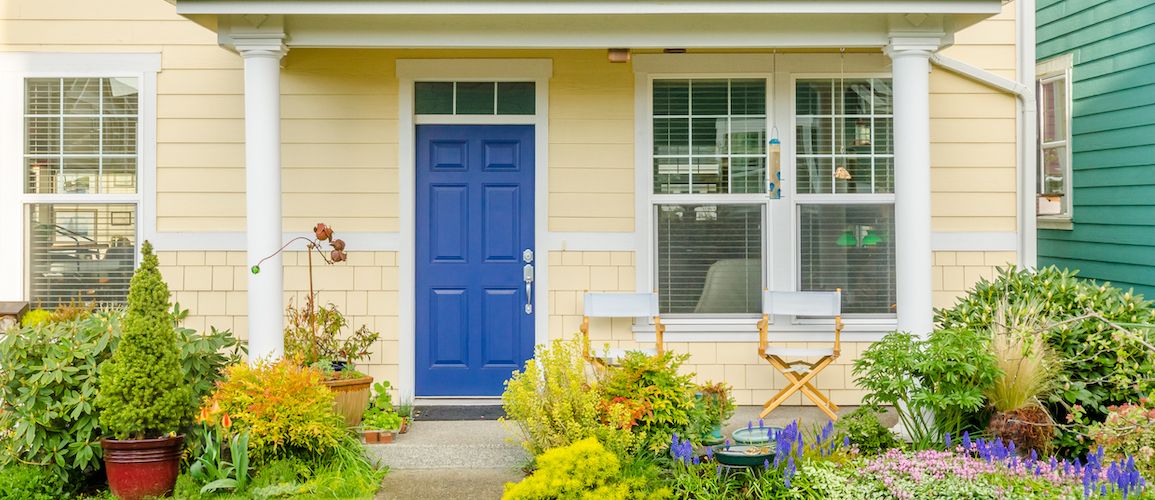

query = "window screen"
[28,204,136,308]
[656,204,763,314]
[799,204,895,314]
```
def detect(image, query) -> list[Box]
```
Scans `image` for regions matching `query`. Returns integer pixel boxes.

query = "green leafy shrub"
[937,266,1155,453]
[204,359,346,462]
[502,437,665,500]
[0,465,67,500]
[502,338,604,456]
[835,404,899,455]
[600,351,701,453]
[1089,399,1155,480]
[0,313,120,478]
[0,306,241,482]
[853,328,1000,448]
[96,241,193,439]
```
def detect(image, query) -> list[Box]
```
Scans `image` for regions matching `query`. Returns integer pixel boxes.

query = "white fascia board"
[282,14,890,49]
[176,0,1003,16]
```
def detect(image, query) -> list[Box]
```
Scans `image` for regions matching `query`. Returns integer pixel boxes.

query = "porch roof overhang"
[167,0,1005,50]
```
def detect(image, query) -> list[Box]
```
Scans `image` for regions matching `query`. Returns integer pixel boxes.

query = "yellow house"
[0,0,1036,405]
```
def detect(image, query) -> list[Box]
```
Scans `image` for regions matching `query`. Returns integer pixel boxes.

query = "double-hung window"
[652,79,767,315]
[23,77,141,307]
[1036,59,1072,221]
[648,72,898,323]
[794,78,896,315]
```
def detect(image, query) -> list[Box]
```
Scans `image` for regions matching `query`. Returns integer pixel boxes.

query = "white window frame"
[0,53,159,302]
[1036,54,1073,229]
[632,53,899,342]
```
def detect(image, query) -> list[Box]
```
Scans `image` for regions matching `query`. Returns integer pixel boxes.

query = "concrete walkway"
[371,406,859,500]
[369,419,528,500]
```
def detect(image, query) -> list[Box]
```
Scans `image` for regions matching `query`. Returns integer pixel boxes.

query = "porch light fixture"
[608,48,631,63]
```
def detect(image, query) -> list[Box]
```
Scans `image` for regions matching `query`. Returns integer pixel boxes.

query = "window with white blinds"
[652,78,767,316]
[799,204,895,315]
[28,204,137,308]
[656,204,763,314]
[795,78,896,315]
[24,77,139,308]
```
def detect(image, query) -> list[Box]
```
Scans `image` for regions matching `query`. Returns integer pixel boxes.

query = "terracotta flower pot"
[399,420,409,434]
[363,430,381,443]
[320,375,373,427]
[102,435,184,500]
[379,431,395,444]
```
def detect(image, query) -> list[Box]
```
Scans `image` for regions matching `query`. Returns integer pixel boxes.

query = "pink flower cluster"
[860,448,1086,499]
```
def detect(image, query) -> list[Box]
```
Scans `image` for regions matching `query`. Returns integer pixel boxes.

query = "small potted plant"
[397,399,413,434]
[96,242,194,499]
[361,382,403,443]
[254,223,380,426]
[698,381,736,444]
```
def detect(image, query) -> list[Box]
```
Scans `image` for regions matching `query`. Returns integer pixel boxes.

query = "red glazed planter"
[102,435,184,500]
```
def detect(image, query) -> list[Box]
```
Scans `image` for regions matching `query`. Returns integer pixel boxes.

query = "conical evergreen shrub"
[96,241,192,439]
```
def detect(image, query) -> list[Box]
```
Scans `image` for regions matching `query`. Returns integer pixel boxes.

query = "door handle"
[523,263,534,314]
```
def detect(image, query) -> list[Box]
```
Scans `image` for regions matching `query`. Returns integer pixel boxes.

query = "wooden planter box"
[321,375,373,427]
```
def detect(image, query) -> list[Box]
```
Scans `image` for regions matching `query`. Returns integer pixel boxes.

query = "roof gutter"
[929,3,1036,268]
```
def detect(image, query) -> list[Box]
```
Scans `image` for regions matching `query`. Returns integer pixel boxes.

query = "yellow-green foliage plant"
[19,309,52,328]
[502,338,603,456]
[96,241,193,439]
[204,359,346,462]
[502,437,668,500]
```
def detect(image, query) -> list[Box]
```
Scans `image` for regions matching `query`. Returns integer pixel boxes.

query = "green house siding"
[1037,0,1155,298]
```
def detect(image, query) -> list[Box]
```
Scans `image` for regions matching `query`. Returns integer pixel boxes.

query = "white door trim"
[397,59,552,401]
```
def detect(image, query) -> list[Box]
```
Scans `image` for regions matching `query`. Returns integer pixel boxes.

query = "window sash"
[1036,72,1072,216]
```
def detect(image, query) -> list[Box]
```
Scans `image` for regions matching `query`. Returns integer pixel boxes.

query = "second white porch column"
[238,38,288,362]
[888,37,939,336]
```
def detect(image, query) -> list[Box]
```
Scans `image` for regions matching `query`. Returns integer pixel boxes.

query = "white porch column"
[237,37,288,362]
[887,36,939,336]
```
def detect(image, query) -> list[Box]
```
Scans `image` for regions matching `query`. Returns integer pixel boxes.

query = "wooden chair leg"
[771,357,840,420]
[760,356,836,419]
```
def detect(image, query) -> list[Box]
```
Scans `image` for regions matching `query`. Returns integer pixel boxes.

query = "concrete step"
[376,468,524,500]
[365,420,530,470]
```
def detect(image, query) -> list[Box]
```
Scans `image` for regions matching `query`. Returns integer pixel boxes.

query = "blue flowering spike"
[692,456,699,466]
[759,418,764,428]
[945,432,951,448]
[764,459,770,471]
[962,431,971,450]
[748,421,753,432]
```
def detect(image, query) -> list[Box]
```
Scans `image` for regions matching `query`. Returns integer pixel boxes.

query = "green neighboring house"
[1036,0,1155,297]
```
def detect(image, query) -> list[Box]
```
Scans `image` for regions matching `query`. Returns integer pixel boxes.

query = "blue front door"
[415,125,535,396]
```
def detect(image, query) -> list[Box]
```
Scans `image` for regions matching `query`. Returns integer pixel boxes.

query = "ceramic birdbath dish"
[712,444,775,467]
[731,423,782,446]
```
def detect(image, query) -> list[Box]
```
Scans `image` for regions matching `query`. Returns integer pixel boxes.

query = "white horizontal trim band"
[0,53,161,73]
[930,231,1017,252]
[177,1,1003,16]
[146,230,1017,253]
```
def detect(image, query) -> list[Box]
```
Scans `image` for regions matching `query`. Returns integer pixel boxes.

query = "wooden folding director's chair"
[757,289,843,421]
[579,292,665,369]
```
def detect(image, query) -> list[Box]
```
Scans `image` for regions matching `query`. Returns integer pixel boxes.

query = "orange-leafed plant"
[202,359,345,461]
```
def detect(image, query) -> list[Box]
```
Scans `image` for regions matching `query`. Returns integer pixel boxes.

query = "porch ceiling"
[168,0,1004,50]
